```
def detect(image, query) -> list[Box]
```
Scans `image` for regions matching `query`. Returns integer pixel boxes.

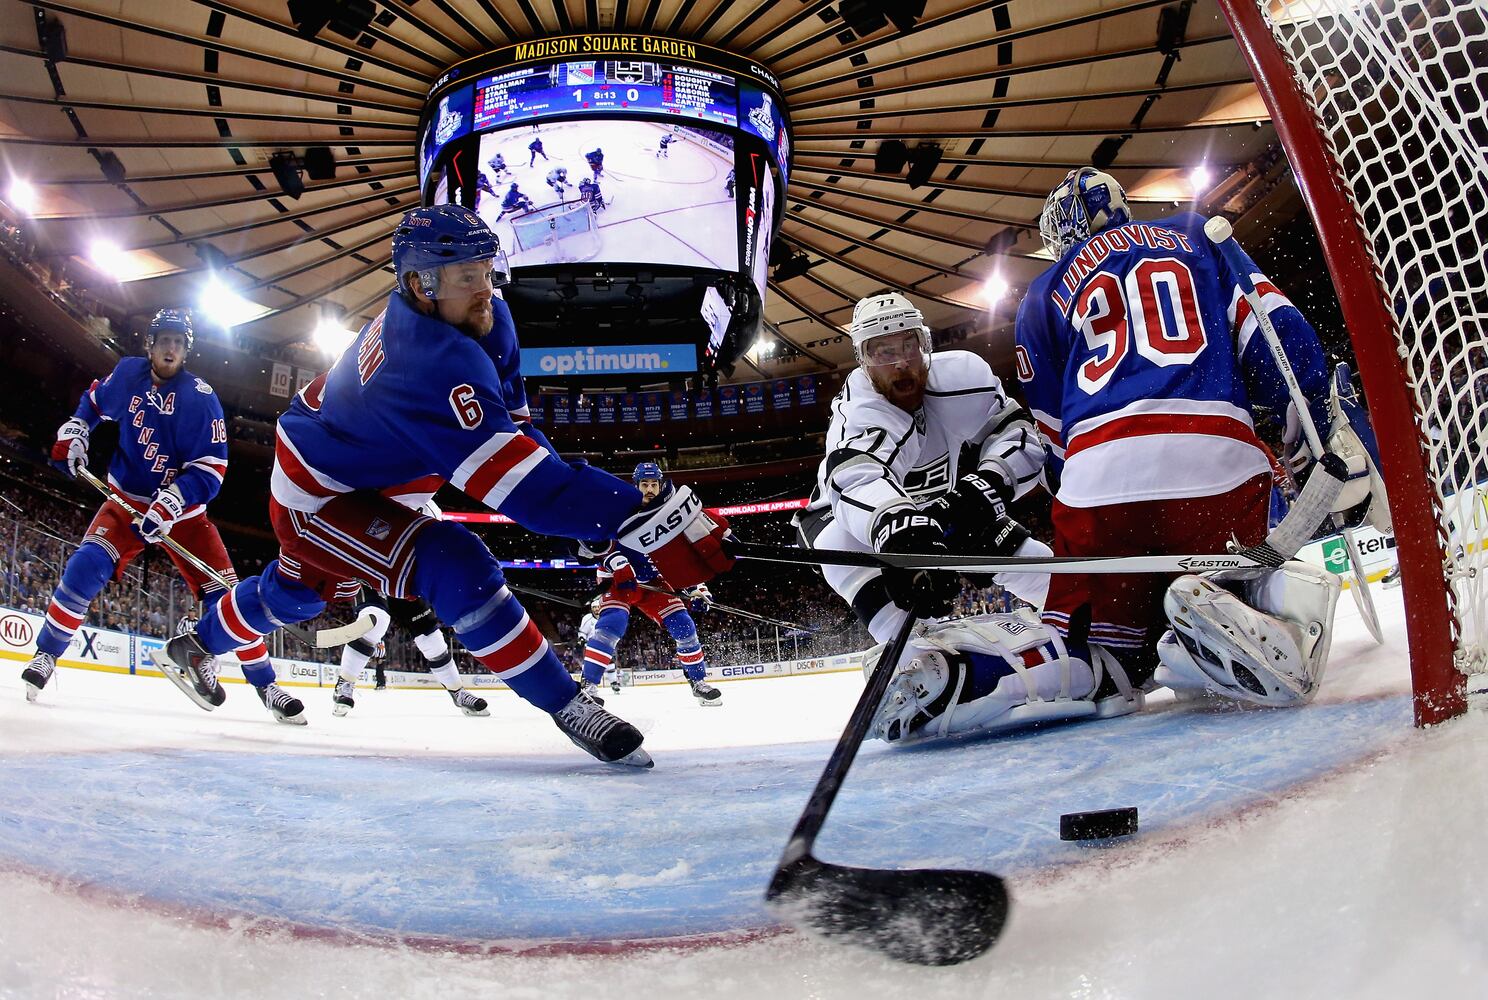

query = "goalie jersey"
[71,356,228,516]
[1014,211,1329,508]
[273,291,636,540]
[799,350,1046,547]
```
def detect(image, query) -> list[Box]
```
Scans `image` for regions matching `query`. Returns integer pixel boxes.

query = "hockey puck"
[1059,807,1139,842]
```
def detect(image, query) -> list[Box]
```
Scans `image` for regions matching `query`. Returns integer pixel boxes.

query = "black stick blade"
[765,856,1010,967]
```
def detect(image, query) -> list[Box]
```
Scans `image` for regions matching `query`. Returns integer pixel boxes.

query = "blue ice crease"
[0,694,1410,942]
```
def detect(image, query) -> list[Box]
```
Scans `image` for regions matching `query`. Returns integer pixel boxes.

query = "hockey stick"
[636,583,814,633]
[506,582,591,610]
[730,451,1348,579]
[1204,216,1384,643]
[75,467,374,648]
[764,612,1009,965]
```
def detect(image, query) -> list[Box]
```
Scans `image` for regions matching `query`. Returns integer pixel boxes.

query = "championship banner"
[575,395,593,423]
[295,368,318,393]
[269,363,293,398]
[772,379,793,409]
[530,393,547,424]
[744,382,766,414]
[796,374,818,406]
[551,393,572,425]
[668,391,690,420]
[596,394,617,423]
[643,392,665,422]
[719,385,740,417]
[694,389,714,419]
[620,394,640,422]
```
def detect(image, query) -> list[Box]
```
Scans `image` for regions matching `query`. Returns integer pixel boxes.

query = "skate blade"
[696,697,723,707]
[150,652,220,712]
[24,683,40,703]
[612,747,654,769]
[271,711,308,727]
[459,706,490,717]
[332,703,351,717]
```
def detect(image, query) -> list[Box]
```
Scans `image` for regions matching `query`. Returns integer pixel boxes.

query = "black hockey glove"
[932,471,1031,557]
[872,507,960,619]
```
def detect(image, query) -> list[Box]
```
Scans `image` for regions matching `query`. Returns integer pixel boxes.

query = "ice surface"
[2,582,1485,999]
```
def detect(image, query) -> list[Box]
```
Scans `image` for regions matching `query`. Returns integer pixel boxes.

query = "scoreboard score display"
[472,60,738,129]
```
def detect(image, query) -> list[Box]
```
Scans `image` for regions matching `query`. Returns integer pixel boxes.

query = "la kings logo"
[901,453,951,501]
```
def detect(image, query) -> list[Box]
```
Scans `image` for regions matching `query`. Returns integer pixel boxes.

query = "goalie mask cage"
[1217,0,1487,724]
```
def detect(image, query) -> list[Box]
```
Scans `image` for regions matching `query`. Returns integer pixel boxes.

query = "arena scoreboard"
[472,60,738,130]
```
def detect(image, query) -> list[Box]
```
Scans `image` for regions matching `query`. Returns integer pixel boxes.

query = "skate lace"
[263,684,294,709]
[30,653,56,678]
[453,689,481,706]
[335,678,354,697]
[196,654,220,687]
[557,698,619,742]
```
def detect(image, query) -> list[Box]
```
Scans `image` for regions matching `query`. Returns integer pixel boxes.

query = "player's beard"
[869,361,927,412]
[449,299,494,339]
[150,355,184,383]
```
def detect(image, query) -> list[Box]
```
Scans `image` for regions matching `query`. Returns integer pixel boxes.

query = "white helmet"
[590,596,602,613]
[848,291,932,369]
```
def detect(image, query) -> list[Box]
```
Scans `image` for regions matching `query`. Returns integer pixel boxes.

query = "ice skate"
[689,677,722,707]
[331,676,355,717]
[448,687,489,717]
[21,652,56,703]
[552,688,651,767]
[152,631,226,710]
[610,679,622,694]
[579,680,605,706]
[256,682,307,725]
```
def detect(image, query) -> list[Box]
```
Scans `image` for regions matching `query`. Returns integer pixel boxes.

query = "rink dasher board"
[0,605,868,691]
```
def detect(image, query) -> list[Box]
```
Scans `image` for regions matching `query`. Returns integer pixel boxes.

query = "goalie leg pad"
[1154,562,1339,706]
[865,615,1131,745]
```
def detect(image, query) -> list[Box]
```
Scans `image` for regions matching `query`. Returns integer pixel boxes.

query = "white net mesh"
[508,201,602,265]
[1255,0,1488,676]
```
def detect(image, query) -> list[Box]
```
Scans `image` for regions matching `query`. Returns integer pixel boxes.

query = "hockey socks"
[454,586,574,714]
[196,561,324,657]
[36,542,114,657]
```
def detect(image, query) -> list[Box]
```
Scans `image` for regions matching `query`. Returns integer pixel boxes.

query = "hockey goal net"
[1218,0,1487,723]
[508,201,602,265]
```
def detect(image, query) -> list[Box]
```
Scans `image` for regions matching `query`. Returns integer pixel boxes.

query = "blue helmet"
[147,308,194,351]
[632,461,664,484]
[1039,167,1131,258]
[390,205,508,300]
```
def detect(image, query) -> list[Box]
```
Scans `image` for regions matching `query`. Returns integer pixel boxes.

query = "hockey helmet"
[391,205,509,300]
[147,308,194,352]
[1039,167,1131,258]
[590,596,603,613]
[632,461,664,484]
[848,292,931,370]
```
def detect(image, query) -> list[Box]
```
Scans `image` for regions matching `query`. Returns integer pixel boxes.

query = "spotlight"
[773,253,813,282]
[1190,164,1212,194]
[5,177,39,215]
[905,143,942,190]
[313,313,357,356]
[1157,1,1193,58]
[302,146,336,181]
[197,275,267,328]
[754,337,775,357]
[980,275,1009,307]
[286,0,375,41]
[874,140,909,175]
[87,240,129,280]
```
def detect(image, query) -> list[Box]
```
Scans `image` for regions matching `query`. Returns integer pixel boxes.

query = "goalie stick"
[731,451,1348,578]
[75,467,375,649]
[1205,215,1384,643]
[764,611,1009,966]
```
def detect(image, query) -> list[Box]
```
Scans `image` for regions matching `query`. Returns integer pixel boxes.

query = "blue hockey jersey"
[72,356,228,514]
[273,290,637,540]
[1014,212,1328,508]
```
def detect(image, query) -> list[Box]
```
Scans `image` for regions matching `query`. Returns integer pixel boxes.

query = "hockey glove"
[933,470,1031,558]
[872,507,960,619]
[1285,364,1391,534]
[605,555,644,605]
[50,417,90,479]
[139,484,187,543]
[683,584,713,614]
[616,483,734,588]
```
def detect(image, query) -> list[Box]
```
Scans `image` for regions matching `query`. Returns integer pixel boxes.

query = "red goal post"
[1216,0,1486,724]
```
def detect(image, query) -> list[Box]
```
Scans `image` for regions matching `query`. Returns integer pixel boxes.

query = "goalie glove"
[139,484,187,543]
[872,507,960,620]
[50,417,90,479]
[1286,364,1391,534]
[683,584,713,614]
[616,483,735,589]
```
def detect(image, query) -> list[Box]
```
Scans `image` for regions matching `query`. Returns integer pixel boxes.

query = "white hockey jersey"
[578,613,597,643]
[800,350,1047,547]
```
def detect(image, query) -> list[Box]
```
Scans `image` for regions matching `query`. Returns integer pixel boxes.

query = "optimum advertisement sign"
[520,344,697,376]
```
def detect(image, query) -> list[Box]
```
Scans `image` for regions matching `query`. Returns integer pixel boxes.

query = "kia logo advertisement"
[0,613,34,647]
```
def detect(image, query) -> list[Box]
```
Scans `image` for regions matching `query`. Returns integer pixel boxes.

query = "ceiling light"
[197,276,269,328]
[313,315,357,356]
[981,275,1009,306]
[6,177,39,215]
[753,337,774,357]
[87,240,129,280]
[1190,164,1213,195]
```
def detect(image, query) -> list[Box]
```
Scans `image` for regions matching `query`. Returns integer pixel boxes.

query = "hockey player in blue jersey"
[579,462,722,708]
[21,310,303,722]
[152,206,733,765]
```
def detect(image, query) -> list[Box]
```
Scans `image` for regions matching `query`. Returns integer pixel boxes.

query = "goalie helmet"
[147,308,194,351]
[390,205,509,300]
[848,292,932,370]
[1039,167,1131,258]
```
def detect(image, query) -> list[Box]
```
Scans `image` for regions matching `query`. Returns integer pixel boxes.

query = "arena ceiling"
[0,0,1283,377]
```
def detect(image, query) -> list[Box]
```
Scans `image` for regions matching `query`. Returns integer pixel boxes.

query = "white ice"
[1,580,1486,1000]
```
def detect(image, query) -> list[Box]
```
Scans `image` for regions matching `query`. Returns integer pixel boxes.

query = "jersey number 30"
[1074,257,1206,394]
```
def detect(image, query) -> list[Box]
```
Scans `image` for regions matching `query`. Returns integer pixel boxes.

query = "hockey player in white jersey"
[576,596,620,693]
[797,291,1053,643]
